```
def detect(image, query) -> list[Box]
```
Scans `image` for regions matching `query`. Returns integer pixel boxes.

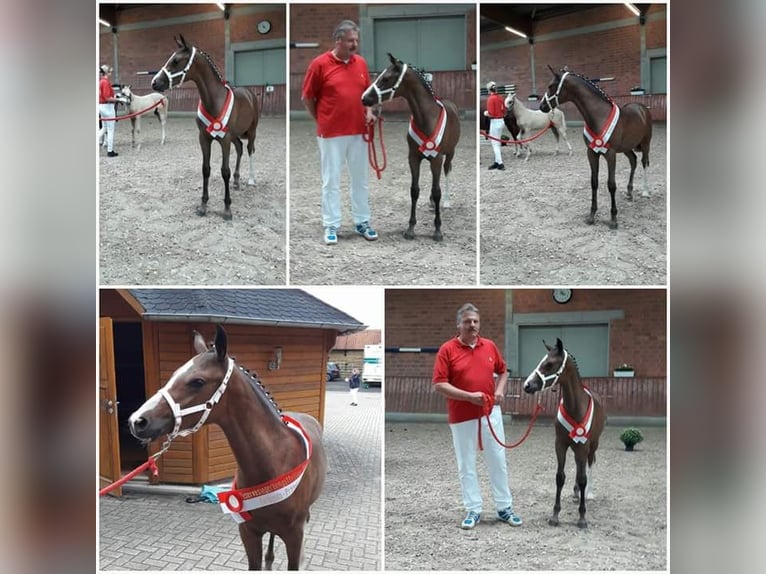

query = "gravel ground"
[385,421,667,571]
[99,116,286,285]
[480,124,667,286]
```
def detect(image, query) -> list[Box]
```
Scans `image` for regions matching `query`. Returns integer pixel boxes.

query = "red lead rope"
[99,98,165,122]
[363,116,387,180]
[477,393,543,451]
[479,121,553,146]
[99,456,159,496]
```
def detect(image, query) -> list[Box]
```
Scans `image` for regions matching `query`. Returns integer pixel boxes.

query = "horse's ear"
[547,64,557,76]
[555,338,564,353]
[388,53,397,65]
[178,34,189,49]
[543,339,552,352]
[192,330,208,354]
[214,324,228,364]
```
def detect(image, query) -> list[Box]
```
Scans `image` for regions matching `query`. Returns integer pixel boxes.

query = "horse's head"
[129,325,234,443]
[151,34,197,92]
[119,84,133,103]
[523,338,569,394]
[361,53,408,106]
[540,65,569,112]
[504,93,515,109]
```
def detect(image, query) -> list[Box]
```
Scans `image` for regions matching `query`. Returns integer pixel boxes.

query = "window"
[518,324,609,377]
[234,47,286,86]
[373,16,465,72]
[649,55,666,94]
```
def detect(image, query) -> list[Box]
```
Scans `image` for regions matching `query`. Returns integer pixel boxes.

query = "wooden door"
[99,317,121,495]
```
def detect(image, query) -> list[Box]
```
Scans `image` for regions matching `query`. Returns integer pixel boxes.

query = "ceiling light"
[505,26,527,39]
[99,18,111,27]
[216,3,226,11]
[624,3,641,17]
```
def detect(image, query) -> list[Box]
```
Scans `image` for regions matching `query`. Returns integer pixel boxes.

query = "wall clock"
[257,19,271,34]
[552,289,572,304]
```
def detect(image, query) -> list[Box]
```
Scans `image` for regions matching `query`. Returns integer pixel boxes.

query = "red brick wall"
[385,288,667,379]
[481,4,667,120]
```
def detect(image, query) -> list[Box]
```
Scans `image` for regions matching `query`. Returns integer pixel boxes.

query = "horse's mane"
[237,362,283,418]
[407,62,439,100]
[198,47,227,85]
[566,70,613,104]
[565,349,583,379]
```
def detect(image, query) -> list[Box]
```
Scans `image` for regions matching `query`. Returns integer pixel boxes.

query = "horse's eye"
[187,378,205,388]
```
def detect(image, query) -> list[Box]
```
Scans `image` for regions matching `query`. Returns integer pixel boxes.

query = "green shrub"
[619,428,644,447]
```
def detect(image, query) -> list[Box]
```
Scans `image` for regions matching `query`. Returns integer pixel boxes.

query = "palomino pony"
[504,93,571,161]
[362,53,460,241]
[540,65,652,229]
[151,35,259,220]
[522,338,606,529]
[128,325,327,570]
[120,85,169,149]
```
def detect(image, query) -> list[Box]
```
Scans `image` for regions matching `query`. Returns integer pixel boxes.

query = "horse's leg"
[549,440,567,526]
[429,156,444,242]
[198,132,212,217]
[239,526,264,570]
[130,117,137,149]
[220,138,233,220]
[574,447,589,528]
[264,533,275,570]
[282,523,306,570]
[624,150,637,201]
[232,137,243,191]
[523,130,531,162]
[586,149,600,225]
[441,153,453,209]
[640,140,651,197]
[405,153,421,240]
[606,152,618,230]
[246,131,256,186]
[160,110,166,145]
[551,125,560,155]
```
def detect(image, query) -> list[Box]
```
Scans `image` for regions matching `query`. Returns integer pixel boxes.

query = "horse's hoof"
[586,215,595,225]
[577,519,588,529]
[223,210,232,221]
[403,230,415,240]
[247,179,255,186]
[196,206,207,216]
[442,200,451,208]
[609,221,618,230]
[548,517,560,527]
[433,231,443,242]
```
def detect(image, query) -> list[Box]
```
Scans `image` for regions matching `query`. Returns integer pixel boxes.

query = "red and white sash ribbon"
[407,100,447,158]
[557,388,595,444]
[197,85,235,139]
[583,103,620,153]
[217,416,312,523]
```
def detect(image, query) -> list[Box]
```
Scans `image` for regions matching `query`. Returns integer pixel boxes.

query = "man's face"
[458,311,480,339]
[335,29,359,58]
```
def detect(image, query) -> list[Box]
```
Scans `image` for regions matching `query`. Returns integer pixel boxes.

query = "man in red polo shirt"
[302,20,378,245]
[484,81,506,170]
[433,303,523,529]
[98,64,122,157]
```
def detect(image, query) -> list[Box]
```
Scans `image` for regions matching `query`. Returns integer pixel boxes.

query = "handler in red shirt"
[98,64,122,157]
[484,81,506,170]
[433,303,523,529]
[301,20,378,245]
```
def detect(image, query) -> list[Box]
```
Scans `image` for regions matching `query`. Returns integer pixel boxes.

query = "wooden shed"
[99,288,364,493]
[329,329,381,380]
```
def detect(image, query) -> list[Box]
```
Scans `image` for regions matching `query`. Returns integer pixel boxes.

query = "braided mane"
[567,70,613,104]
[199,48,227,85]
[237,363,283,418]
[407,62,439,100]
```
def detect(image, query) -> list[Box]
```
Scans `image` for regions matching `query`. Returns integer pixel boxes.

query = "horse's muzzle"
[128,414,167,442]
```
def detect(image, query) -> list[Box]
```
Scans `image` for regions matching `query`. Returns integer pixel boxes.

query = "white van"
[362,344,383,387]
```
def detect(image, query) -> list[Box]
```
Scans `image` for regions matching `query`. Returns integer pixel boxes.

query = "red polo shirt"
[432,336,507,424]
[301,51,369,138]
[99,76,114,104]
[486,92,505,119]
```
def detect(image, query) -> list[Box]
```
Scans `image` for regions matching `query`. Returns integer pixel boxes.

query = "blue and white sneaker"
[461,510,481,529]
[324,226,338,245]
[355,221,378,241]
[497,507,522,526]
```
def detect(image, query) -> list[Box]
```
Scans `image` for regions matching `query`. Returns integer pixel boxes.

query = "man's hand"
[365,107,376,125]
[466,391,485,406]
[494,390,505,406]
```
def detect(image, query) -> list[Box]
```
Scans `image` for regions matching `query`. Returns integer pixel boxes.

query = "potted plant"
[619,428,644,451]
[613,363,635,377]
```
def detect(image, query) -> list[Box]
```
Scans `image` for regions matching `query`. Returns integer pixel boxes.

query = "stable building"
[99,288,364,492]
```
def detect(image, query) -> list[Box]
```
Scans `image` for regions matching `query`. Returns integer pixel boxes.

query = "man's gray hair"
[333,19,359,40]
[456,303,479,326]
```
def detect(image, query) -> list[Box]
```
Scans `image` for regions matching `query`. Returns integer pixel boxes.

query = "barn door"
[99,317,122,496]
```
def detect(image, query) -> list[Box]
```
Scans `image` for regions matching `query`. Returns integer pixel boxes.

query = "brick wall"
[385,288,666,379]
[480,4,667,121]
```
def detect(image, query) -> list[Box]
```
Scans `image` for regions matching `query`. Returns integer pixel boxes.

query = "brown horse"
[522,338,606,529]
[362,53,460,241]
[540,65,652,229]
[151,35,259,220]
[128,325,327,569]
